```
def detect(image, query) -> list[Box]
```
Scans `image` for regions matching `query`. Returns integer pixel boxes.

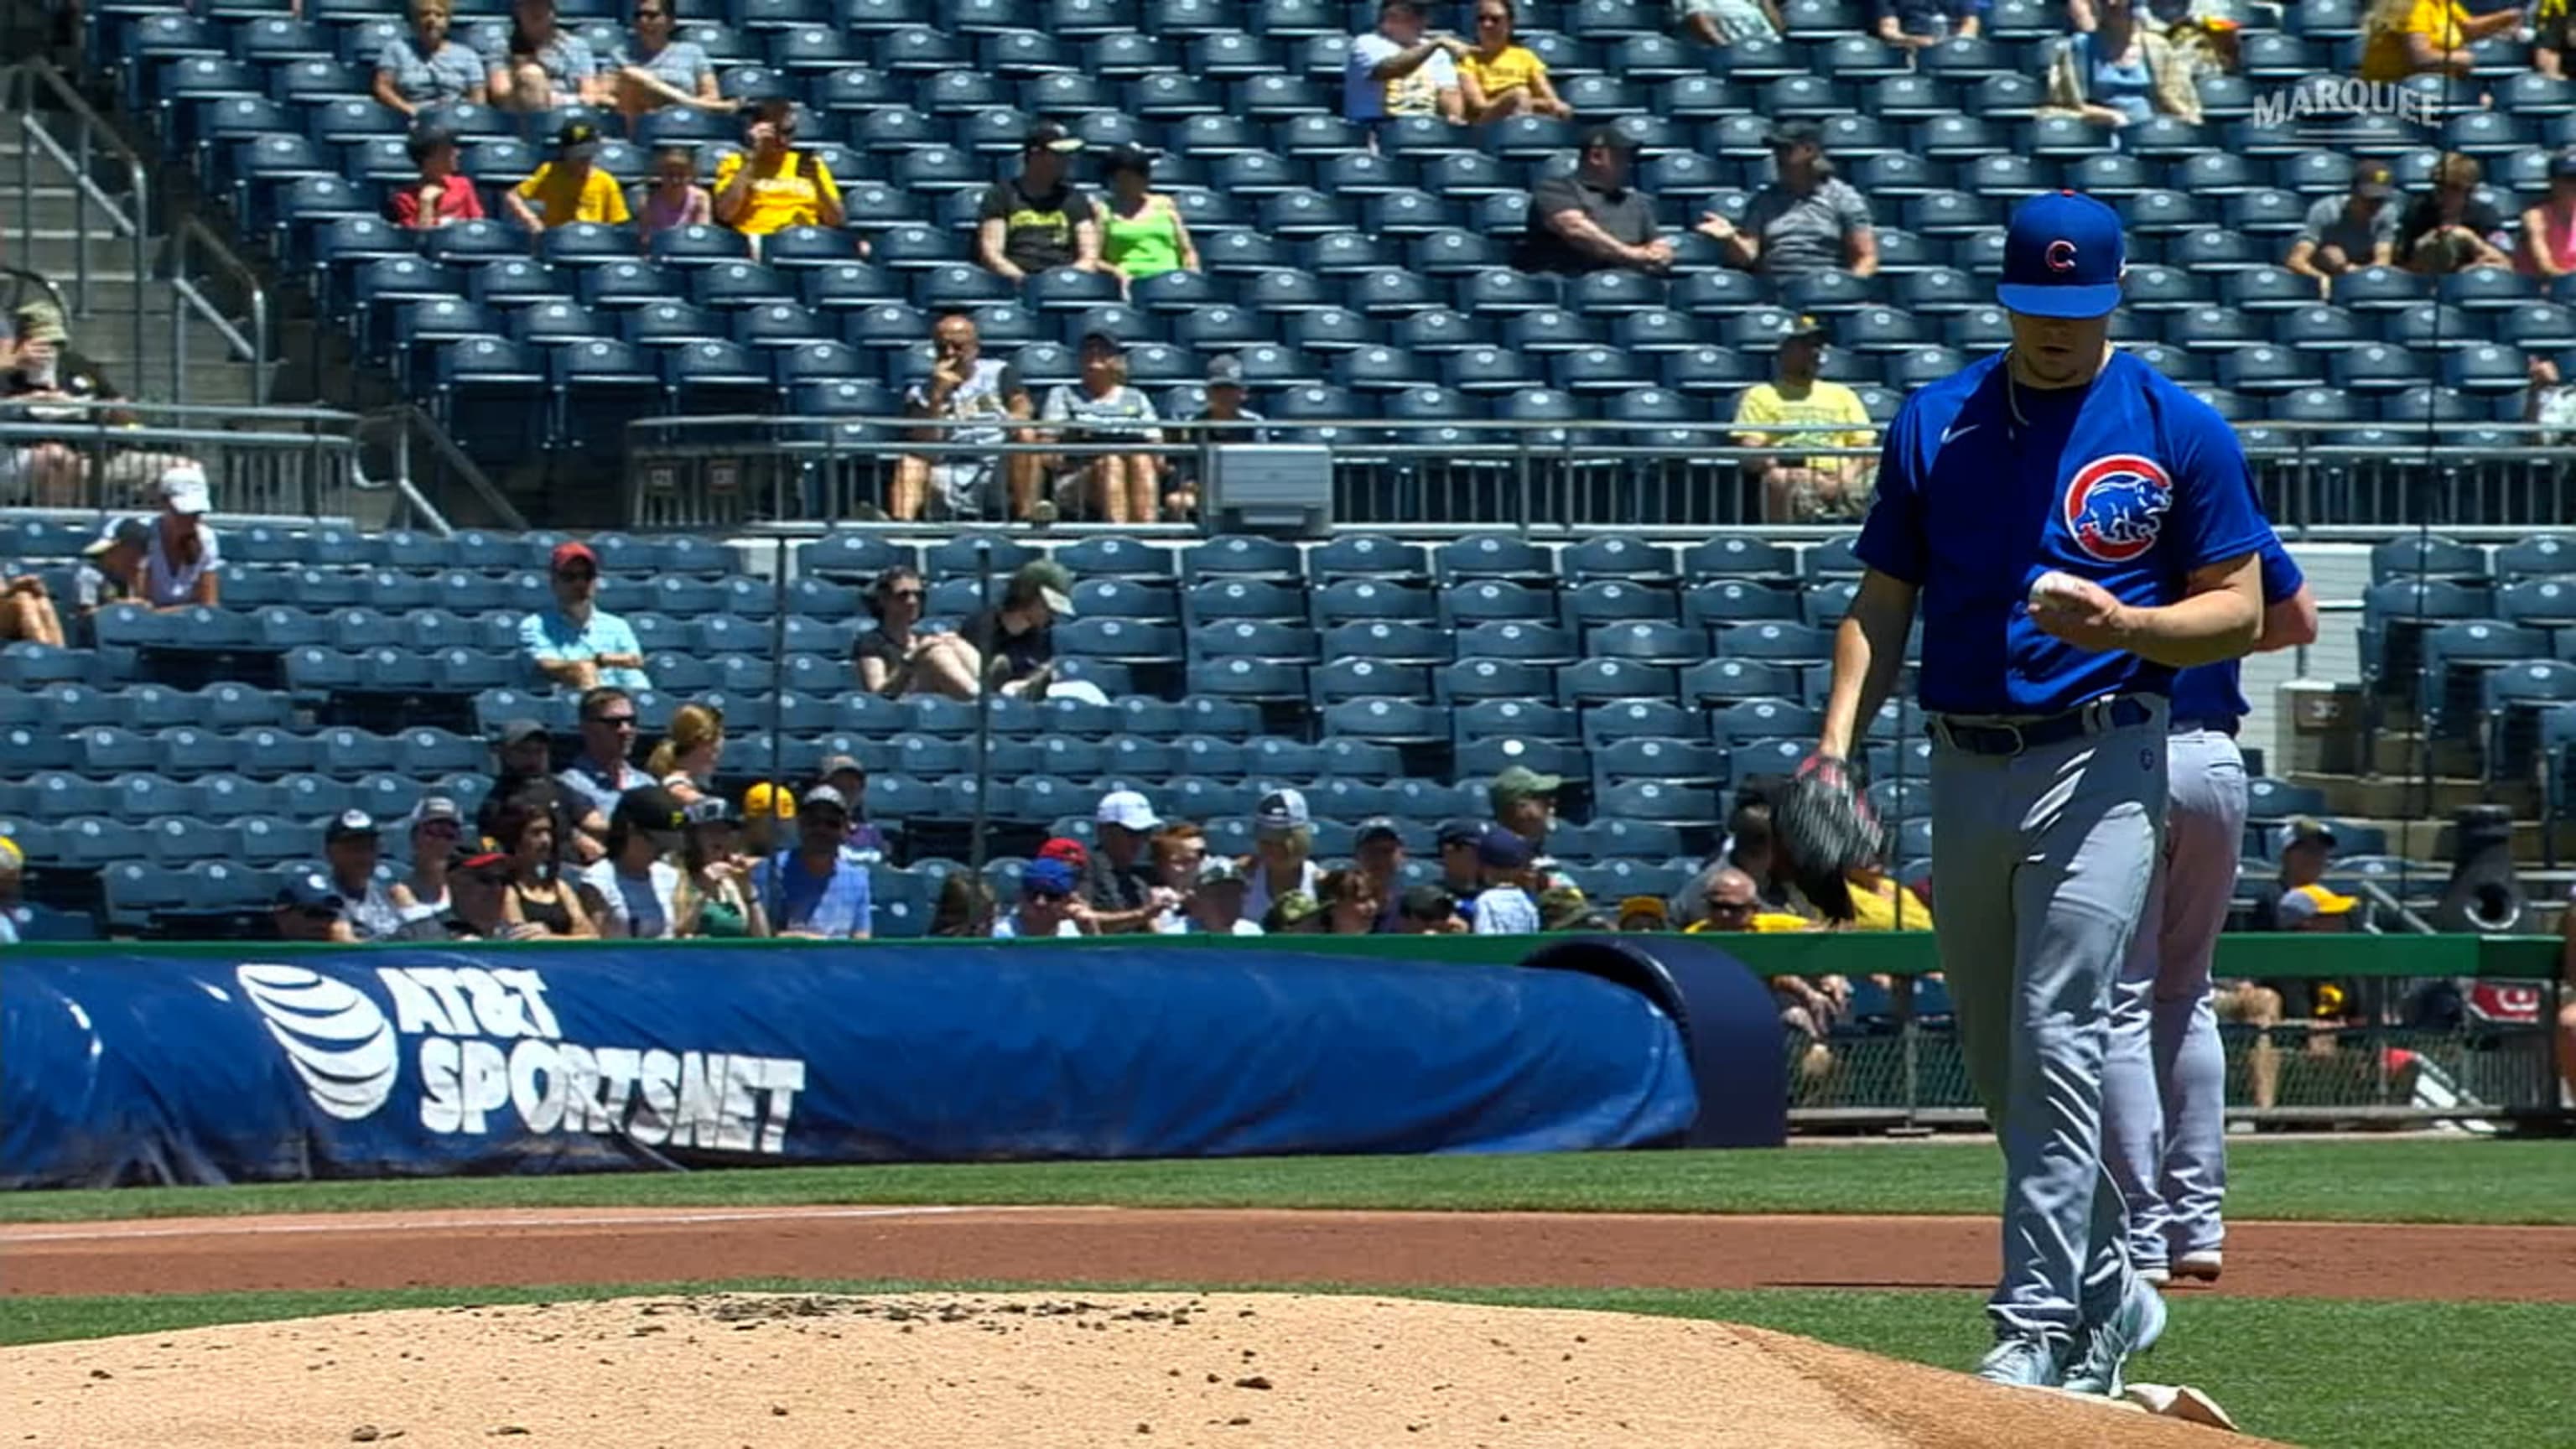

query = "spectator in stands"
[1319,867,1383,935]
[2530,354,2576,442]
[2539,0,2574,77]
[489,798,595,937]
[1845,860,1935,931]
[755,783,872,938]
[1615,895,1670,932]
[375,0,485,117]
[480,721,599,869]
[1265,890,1327,934]
[1145,823,1208,933]
[2284,162,2399,289]
[1082,790,1177,933]
[1540,885,1606,932]
[2359,0,2519,80]
[386,796,466,933]
[2246,817,2334,929]
[2521,151,2576,279]
[1098,147,1197,288]
[642,701,721,805]
[1345,0,1467,132]
[1471,827,1540,934]
[1457,0,1572,122]
[1396,884,1464,933]
[1732,314,1878,523]
[1517,127,1673,276]
[3,299,128,508]
[316,809,405,942]
[958,560,1100,703]
[631,144,714,244]
[520,540,652,692]
[1354,820,1406,932]
[894,313,1041,523]
[2558,880,2576,1104]
[611,0,725,117]
[1041,331,1166,527]
[673,797,766,937]
[930,872,999,937]
[2398,152,2510,274]
[504,122,631,232]
[1679,0,1784,44]
[1691,864,1812,934]
[817,755,890,865]
[1434,818,1484,908]
[995,856,1086,938]
[387,124,484,231]
[854,565,968,699]
[1187,855,1264,935]
[1244,788,1322,924]
[714,99,844,247]
[274,870,359,944]
[1488,766,1560,854]
[583,785,687,937]
[138,464,221,608]
[1876,0,1984,46]
[2041,0,2204,129]
[742,780,794,857]
[1168,355,1268,521]
[1,567,63,647]
[443,847,536,940]
[64,518,145,637]
[978,123,1102,283]
[556,686,653,839]
[484,0,605,111]
[0,837,26,945]
[1698,122,1877,278]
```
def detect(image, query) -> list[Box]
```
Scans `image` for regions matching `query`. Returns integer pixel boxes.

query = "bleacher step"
[2363,730,2485,782]
[2288,772,2542,823]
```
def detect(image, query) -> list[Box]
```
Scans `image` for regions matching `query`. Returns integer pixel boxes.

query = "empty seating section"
[91,0,2576,488]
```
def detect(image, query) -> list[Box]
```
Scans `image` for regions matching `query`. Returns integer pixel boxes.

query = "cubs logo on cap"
[1998,190,2126,319]
[2063,454,2174,564]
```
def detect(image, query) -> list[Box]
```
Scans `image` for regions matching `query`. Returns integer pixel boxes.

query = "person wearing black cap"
[1874,0,1985,49]
[676,797,768,937]
[1730,313,1879,523]
[69,517,148,624]
[714,98,844,243]
[1167,354,1269,521]
[1100,146,1197,285]
[1517,127,1673,276]
[320,809,408,943]
[2284,162,2399,288]
[1040,330,1167,524]
[1697,120,1877,278]
[504,119,631,231]
[1435,819,1486,908]
[387,122,485,231]
[581,785,689,938]
[978,122,1102,283]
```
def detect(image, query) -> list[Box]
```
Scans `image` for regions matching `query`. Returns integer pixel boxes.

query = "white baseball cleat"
[2174,1249,2223,1283]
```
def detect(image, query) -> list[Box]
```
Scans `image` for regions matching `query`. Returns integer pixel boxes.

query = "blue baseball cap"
[1997,190,2126,320]
[1023,857,1078,896]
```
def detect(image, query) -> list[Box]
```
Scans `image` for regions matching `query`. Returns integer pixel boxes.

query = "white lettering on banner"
[234,963,807,1156]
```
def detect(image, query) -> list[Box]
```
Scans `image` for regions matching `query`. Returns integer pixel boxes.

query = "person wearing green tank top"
[676,797,770,937]
[1101,145,1198,288]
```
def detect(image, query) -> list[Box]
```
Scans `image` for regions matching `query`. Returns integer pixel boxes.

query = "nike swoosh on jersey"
[1940,422,1979,444]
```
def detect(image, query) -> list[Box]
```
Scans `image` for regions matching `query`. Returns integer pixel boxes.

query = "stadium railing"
[2,400,463,531]
[6,59,148,377]
[626,416,2576,537]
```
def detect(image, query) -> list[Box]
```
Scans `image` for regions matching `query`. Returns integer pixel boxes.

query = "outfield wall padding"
[1520,934,1789,1150]
[1,943,1703,1189]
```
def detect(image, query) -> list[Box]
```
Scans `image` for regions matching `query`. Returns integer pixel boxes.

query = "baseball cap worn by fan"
[278,870,345,912]
[2273,815,2337,854]
[1024,856,1078,896]
[325,809,379,844]
[1997,190,2127,320]
[1095,789,1160,832]
[801,783,851,817]
[611,785,689,850]
[1477,826,1534,871]
[1037,836,1091,870]
[1488,765,1561,812]
[2278,883,2359,924]
[499,717,550,749]
[1255,787,1311,835]
[157,463,212,516]
[2353,161,2396,200]
[12,298,68,345]
[1025,121,1084,155]
[1015,559,1078,618]
[83,517,151,558]
[1436,818,1484,849]
[1197,854,1246,886]
[1205,354,1247,389]
[550,540,600,574]
[556,119,601,161]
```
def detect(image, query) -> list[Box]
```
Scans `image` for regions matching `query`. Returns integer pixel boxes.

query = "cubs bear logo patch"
[2062,454,2174,565]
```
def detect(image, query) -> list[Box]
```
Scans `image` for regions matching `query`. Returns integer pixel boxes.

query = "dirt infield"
[0,1291,2284,1447]
[8,1205,2574,1302]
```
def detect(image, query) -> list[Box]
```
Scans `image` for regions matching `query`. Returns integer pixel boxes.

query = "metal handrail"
[5,58,148,380]
[355,403,523,533]
[169,216,269,407]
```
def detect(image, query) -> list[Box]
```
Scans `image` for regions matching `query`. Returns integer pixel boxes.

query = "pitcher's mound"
[4,1291,2276,1447]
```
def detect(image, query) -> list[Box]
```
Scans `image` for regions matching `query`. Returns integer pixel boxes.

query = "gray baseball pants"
[1928,699,2166,1338]
[2101,725,2245,1269]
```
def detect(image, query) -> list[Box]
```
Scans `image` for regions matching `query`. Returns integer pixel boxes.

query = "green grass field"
[8,1140,2573,1448]
[2,1277,2560,1449]
[9,1138,2573,1225]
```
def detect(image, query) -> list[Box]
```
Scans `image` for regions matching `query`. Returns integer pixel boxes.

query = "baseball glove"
[1774,754,1882,923]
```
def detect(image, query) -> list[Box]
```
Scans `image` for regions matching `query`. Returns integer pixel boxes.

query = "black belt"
[1928,696,2158,757]
[2168,716,2241,737]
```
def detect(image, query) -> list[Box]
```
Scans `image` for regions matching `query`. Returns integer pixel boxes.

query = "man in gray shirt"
[1041,330,1166,525]
[2284,161,2399,290]
[1696,120,1877,278]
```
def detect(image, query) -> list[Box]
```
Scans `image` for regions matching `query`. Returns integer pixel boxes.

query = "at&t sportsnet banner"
[1,943,1701,1189]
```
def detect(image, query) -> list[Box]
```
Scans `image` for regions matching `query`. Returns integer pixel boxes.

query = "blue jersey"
[2168,538,2304,723]
[1854,351,2272,716]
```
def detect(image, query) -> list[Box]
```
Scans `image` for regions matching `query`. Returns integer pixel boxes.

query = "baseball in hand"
[2028,569,2088,609]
